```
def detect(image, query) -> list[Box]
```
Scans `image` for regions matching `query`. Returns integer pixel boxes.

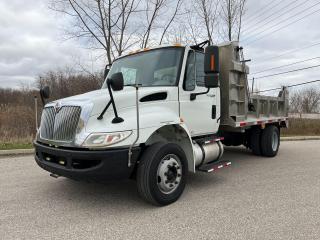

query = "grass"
[281,118,320,136]
[0,142,33,150]
[0,136,34,150]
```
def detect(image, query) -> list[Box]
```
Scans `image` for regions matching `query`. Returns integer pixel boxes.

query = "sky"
[0,0,94,89]
[1,0,320,92]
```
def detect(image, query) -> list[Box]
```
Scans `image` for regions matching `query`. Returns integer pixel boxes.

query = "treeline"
[1,68,320,144]
[51,0,247,64]
[290,88,320,114]
[0,88,37,143]
[0,70,103,143]
[38,69,104,101]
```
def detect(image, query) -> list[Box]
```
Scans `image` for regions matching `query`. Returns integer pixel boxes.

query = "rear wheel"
[261,125,280,157]
[250,127,262,155]
[136,143,187,206]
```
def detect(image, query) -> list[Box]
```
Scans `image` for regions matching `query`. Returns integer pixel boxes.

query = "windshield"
[102,47,184,88]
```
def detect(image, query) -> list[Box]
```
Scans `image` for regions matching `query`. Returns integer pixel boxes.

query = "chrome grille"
[40,106,81,142]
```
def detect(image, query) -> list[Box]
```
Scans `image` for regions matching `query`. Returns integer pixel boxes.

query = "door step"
[197,161,231,173]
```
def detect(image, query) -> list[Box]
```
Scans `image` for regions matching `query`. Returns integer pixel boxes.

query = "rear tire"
[250,127,262,155]
[261,125,280,157]
[136,142,187,206]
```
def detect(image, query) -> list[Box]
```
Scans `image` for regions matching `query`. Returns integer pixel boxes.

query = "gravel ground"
[1,140,320,240]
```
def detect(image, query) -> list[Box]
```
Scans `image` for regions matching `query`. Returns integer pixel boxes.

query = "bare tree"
[302,88,320,113]
[194,0,219,44]
[220,0,247,41]
[173,6,201,45]
[290,87,320,113]
[237,0,246,40]
[112,0,141,55]
[51,0,140,64]
[52,0,183,56]
[50,0,248,66]
[290,91,303,113]
[159,0,183,45]
[140,0,167,48]
[185,11,200,44]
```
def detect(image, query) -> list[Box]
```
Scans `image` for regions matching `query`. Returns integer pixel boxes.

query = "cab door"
[179,50,220,136]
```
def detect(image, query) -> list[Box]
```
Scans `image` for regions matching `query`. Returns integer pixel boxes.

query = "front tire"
[136,143,187,206]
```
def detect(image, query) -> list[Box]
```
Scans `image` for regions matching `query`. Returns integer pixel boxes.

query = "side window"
[184,51,196,91]
[184,51,205,91]
[154,67,177,86]
[195,52,205,87]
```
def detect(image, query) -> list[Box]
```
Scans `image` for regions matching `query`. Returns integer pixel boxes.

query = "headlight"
[82,131,132,148]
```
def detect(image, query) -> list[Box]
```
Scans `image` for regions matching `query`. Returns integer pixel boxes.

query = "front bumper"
[34,141,141,181]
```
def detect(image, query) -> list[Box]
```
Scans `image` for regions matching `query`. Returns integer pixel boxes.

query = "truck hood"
[40,86,180,148]
[48,86,177,117]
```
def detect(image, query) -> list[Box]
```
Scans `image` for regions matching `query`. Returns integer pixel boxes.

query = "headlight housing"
[82,131,132,148]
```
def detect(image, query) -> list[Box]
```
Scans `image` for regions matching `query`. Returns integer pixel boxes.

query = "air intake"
[40,106,81,142]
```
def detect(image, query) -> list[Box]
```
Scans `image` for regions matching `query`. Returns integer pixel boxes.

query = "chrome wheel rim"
[157,154,182,194]
[272,131,279,152]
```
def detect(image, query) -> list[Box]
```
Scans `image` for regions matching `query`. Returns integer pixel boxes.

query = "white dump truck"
[34,41,289,205]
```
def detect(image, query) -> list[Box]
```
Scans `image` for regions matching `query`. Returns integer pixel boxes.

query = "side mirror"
[40,86,50,99]
[104,65,110,79]
[99,72,124,123]
[204,45,220,88]
[204,74,219,88]
[107,72,124,91]
[39,86,50,106]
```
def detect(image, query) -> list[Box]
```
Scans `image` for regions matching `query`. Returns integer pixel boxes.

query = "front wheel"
[136,143,187,206]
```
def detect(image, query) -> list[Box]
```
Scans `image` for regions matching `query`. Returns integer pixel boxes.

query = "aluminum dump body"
[218,42,289,131]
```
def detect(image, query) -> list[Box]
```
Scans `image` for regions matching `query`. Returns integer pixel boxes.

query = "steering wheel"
[161,74,175,84]
[152,74,176,86]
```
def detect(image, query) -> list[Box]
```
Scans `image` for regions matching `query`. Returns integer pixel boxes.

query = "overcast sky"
[1,0,320,92]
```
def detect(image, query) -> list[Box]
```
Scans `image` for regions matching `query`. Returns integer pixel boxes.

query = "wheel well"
[144,124,195,172]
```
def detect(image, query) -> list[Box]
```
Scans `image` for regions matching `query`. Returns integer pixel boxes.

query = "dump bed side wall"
[218,42,289,131]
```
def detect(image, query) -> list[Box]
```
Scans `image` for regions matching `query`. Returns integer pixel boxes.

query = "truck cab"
[34,41,288,206]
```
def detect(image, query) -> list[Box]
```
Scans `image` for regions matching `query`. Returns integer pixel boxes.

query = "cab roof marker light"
[173,43,182,47]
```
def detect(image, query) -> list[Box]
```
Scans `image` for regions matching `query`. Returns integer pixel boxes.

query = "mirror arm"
[97,82,124,123]
[108,83,122,123]
[190,88,210,101]
[40,94,46,106]
[97,99,112,120]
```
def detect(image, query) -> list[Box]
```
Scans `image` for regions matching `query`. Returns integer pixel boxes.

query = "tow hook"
[50,173,60,179]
